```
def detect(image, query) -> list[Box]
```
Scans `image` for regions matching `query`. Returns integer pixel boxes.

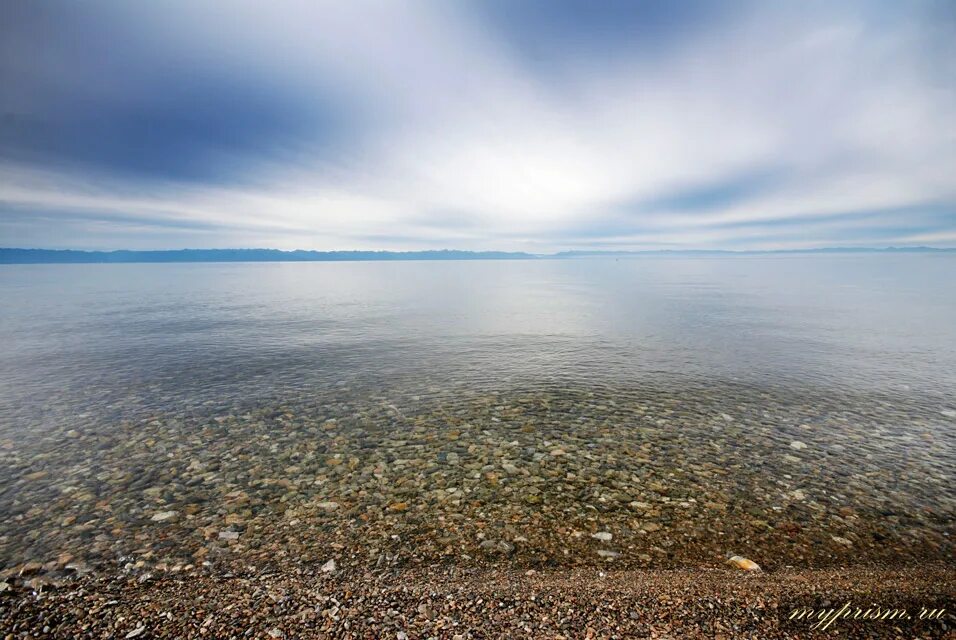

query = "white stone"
[150,511,177,522]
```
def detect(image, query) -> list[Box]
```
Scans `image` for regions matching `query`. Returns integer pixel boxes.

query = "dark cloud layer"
[1,1,340,184]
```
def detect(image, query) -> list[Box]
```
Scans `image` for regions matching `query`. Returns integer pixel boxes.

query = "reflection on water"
[1,255,954,424]
[0,255,953,574]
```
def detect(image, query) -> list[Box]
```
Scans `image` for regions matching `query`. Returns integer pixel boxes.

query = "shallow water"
[0,255,954,574]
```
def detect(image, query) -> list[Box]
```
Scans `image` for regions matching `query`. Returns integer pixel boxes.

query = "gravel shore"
[2,565,953,639]
[3,385,954,578]
[3,384,954,638]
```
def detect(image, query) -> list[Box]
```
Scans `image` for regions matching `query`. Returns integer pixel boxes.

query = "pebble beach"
[2,566,954,638]
[5,0,956,630]
[2,257,954,637]
[2,381,954,637]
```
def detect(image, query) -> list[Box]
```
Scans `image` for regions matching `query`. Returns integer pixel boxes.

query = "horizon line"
[2,246,955,264]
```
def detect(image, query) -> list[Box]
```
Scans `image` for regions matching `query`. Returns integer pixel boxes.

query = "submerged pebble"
[150,511,178,522]
[0,382,952,577]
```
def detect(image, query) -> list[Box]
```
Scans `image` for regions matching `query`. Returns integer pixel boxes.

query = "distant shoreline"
[2,246,954,264]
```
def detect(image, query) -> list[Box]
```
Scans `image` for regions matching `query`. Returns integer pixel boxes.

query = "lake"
[0,254,954,574]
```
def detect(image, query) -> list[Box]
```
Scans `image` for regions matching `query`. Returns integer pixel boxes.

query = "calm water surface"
[1,254,954,572]
[2,254,954,424]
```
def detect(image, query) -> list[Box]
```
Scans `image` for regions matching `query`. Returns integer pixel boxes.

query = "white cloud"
[1,0,953,250]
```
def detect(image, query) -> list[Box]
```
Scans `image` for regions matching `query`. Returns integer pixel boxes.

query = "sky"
[1,0,954,252]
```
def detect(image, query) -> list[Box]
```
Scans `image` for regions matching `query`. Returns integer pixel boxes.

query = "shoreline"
[3,384,954,585]
[2,565,953,638]
[3,383,954,637]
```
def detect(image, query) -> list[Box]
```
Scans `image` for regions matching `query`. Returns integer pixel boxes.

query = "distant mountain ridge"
[1,246,953,264]
[0,248,538,264]
[554,246,956,257]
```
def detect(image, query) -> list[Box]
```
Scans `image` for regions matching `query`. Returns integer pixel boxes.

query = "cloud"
[1,0,954,250]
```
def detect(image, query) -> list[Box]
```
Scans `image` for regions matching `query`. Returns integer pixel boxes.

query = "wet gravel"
[1,381,953,581]
[1,566,953,638]
[2,380,954,637]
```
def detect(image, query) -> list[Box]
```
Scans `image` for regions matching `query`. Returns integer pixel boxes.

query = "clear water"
[1,254,954,426]
[1,254,954,572]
